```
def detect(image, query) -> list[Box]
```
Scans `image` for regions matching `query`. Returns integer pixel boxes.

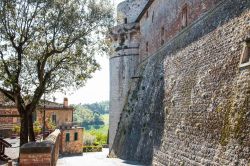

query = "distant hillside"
[72,101,109,130]
[83,101,109,114]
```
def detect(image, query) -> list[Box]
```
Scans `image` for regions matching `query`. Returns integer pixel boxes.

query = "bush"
[33,121,42,135]
[12,125,20,134]
[89,130,107,145]
[83,146,102,152]
[83,132,96,146]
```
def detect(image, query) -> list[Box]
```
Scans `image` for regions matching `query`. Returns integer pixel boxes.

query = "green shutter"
[66,133,70,142]
[74,132,78,141]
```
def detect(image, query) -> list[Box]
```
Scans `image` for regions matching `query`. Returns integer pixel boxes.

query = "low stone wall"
[19,129,61,166]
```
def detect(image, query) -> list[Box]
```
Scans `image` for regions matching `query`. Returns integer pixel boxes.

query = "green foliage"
[12,125,20,134]
[73,105,105,129]
[73,101,109,146]
[84,101,109,114]
[83,132,96,146]
[46,118,56,131]
[0,0,114,145]
[72,101,109,130]
[33,121,42,134]
[88,126,108,145]
[83,146,102,152]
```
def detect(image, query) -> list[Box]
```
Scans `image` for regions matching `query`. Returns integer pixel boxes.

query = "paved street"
[0,138,19,166]
[57,148,145,166]
[0,138,145,166]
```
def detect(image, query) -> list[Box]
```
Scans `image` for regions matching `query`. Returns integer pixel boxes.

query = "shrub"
[33,121,42,135]
[83,132,96,146]
[83,146,102,152]
[12,125,20,134]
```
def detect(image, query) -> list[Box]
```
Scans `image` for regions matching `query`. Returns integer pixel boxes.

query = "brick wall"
[139,0,222,62]
[60,127,83,154]
[36,109,73,127]
[19,129,61,166]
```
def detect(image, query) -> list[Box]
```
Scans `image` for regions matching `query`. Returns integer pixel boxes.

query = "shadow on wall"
[110,52,165,165]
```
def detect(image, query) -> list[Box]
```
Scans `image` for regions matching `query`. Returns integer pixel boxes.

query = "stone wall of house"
[36,109,73,127]
[60,127,83,154]
[19,129,61,166]
[0,107,20,137]
[111,0,250,165]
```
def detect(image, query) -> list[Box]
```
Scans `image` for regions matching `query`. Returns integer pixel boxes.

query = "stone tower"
[109,0,148,149]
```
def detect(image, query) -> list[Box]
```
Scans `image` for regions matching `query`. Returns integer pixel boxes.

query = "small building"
[59,124,84,154]
[0,94,74,138]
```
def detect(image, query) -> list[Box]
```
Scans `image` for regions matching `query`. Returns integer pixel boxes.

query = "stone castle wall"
[110,0,250,164]
[153,9,250,166]
[109,21,140,148]
[139,0,222,62]
[117,0,148,24]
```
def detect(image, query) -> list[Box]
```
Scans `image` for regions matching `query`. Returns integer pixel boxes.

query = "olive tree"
[0,0,113,146]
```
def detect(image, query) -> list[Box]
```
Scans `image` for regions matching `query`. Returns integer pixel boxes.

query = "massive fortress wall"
[109,0,149,149]
[110,0,250,165]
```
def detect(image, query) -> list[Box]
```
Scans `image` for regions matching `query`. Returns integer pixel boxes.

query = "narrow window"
[152,11,154,23]
[146,11,149,18]
[161,27,165,46]
[146,42,149,52]
[124,18,127,24]
[182,5,188,28]
[52,114,56,124]
[66,133,70,142]
[240,40,250,67]
[74,132,78,141]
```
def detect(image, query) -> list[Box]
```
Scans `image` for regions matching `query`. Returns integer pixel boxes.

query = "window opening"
[66,133,70,142]
[52,114,56,124]
[161,27,165,45]
[74,132,78,141]
[240,40,250,68]
[124,18,127,24]
[152,11,154,23]
[182,5,188,28]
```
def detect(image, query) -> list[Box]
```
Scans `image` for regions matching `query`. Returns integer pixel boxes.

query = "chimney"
[63,98,68,107]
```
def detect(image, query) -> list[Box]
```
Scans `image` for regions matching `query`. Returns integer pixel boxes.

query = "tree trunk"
[20,112,29,147]
[28,113,36,142]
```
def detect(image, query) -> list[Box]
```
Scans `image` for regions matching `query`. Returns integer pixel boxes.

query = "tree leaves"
[0,0,114,110]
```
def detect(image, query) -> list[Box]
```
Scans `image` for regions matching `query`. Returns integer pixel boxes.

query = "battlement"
[117,0,149,24]
[109,23,140,59]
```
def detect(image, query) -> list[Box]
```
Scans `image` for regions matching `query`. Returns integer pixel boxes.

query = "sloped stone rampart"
[111,0,250,165]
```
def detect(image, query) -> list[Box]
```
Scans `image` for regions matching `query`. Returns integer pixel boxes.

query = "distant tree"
[0,0,113,146]
[73,104,104,129]
[84,101,109,114]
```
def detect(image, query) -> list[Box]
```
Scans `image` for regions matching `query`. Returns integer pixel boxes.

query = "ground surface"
[0,138,19,166]
[57,148,146,166]
[0,138,145,166]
